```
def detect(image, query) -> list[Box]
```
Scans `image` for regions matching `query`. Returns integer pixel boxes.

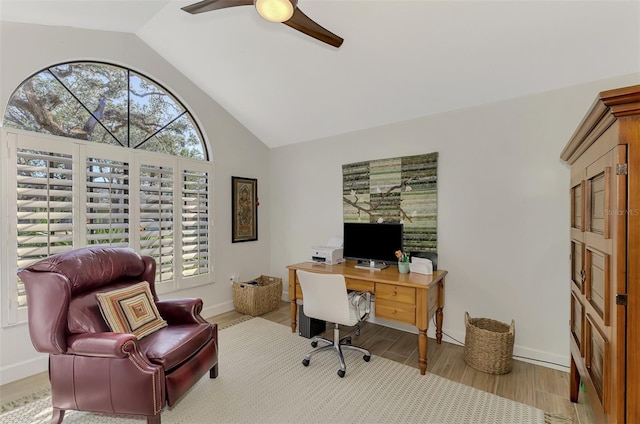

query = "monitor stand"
[354,260,388,271]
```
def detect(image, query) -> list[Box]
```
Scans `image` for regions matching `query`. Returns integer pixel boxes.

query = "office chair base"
[301,325,371,377]
[311,334,353,348]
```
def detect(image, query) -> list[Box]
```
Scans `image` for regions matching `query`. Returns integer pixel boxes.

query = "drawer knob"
[393,291,397,296]
[392,309,397,314]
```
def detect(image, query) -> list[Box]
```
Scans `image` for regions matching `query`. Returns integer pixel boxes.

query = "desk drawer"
[375,300,415,325]
[345,278,374,292]
[296,280,373,298]
[376,285,415,304]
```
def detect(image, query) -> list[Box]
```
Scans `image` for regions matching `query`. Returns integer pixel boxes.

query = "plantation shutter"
[3,130,213,326]
[181,168,210,278]
[139,163,175,284]
[86,156,130,246]
[16,148,74,307]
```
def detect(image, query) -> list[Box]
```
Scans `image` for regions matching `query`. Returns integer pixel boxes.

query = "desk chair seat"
[296,270,372,378]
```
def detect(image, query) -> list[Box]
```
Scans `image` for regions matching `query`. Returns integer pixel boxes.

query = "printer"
[310,238,344,265]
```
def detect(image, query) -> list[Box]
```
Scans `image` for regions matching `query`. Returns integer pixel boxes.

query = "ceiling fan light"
[255,0,295,23]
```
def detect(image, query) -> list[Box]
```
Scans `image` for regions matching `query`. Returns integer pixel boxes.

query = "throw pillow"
[96,281,167,339]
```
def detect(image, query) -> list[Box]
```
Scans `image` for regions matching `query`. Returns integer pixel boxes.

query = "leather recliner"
[18,246,219,424]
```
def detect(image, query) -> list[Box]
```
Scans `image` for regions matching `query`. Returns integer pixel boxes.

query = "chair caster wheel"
[302,359,310,367]
[337,369,345,378]
[344,337,352,345]
[363,355,371,362]
[310,341,318,348]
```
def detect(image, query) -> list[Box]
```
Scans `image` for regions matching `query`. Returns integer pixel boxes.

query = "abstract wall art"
[342,152,438,253]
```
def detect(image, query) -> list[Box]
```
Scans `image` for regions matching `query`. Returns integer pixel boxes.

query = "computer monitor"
[343,222,403,270]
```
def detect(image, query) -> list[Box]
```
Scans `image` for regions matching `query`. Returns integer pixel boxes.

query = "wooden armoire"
[560,84,640,423]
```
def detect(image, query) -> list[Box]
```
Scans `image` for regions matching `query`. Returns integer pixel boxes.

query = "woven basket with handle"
[233,276,282,316]
[463,312,515,375]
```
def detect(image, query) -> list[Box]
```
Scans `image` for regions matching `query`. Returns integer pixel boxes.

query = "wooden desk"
[287,261,448,375]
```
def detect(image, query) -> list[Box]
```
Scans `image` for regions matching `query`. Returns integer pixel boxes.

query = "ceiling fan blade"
[182,0,253,15]
[283,7,344,48]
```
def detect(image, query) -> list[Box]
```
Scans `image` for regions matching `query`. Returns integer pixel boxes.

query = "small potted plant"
[395,250,410,274]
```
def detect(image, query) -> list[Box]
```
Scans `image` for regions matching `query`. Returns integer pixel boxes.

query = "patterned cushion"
[96,281,167,339]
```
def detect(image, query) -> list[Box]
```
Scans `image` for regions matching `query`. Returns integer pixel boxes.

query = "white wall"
[0,22,271,384]
[269,74,639,369]
[0,21,638,385]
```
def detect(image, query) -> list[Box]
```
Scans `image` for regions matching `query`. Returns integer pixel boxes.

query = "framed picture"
[232,176,258,242]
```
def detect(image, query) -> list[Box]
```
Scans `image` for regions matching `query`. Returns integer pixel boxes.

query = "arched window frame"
[1,61,214,326]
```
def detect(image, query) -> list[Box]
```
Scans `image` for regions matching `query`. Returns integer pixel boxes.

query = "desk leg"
[288,269,297,333]
[416,287,428,375]
[435,278,445,344]
[290,300,297,333]
[418,329,428,375]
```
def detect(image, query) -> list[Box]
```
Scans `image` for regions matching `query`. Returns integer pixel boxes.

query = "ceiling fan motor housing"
[254,0,298,23]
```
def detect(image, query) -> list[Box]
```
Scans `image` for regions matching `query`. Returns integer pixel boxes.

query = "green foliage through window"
[3,62,206,160]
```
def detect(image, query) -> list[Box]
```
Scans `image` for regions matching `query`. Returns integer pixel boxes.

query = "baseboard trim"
[0,355,48,386]
[201,300,235,320]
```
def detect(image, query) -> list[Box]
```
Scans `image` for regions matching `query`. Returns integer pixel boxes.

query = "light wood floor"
[1,302,596,424]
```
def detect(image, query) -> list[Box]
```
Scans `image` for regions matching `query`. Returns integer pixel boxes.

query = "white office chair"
[296,270,372,377]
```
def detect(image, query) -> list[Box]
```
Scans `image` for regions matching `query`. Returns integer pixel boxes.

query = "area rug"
[0,318,570,424]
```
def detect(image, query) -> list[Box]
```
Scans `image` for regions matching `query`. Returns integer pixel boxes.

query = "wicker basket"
[463,312,515,375]
[233,276,283,316]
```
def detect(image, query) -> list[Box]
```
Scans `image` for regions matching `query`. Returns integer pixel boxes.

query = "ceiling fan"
[181,0,344,48]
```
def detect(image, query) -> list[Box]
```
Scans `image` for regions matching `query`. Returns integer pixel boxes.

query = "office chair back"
[296,270,352,325]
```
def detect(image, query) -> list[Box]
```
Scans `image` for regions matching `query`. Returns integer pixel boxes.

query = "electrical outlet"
[230,273,239,283]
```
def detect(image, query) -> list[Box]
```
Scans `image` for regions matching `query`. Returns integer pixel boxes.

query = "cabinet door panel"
[586,247,611,325]
[586,313,610,412]
[571,240,585,293]
[586,167,611,239]
[571,291,584,355]
[590,173,606,234]
[571,182,584,230]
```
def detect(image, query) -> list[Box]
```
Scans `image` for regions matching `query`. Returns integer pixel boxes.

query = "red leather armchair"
[18,246,218,424]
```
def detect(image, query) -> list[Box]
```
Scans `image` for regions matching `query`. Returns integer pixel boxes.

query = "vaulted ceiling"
[0,1,638,148]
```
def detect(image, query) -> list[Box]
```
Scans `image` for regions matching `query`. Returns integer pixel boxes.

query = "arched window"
[1,62,213,325]
[3,61,207,159]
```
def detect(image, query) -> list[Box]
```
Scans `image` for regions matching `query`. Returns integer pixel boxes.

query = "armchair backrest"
[18,247,156,354]
[296,270,351,325]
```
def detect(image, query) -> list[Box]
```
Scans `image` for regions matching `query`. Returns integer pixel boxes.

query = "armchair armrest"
[67,332,137,358]
[156,298,205,324]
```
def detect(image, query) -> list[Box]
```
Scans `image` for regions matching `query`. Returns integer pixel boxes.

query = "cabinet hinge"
[616,163,628,175]
[616,294,628,306]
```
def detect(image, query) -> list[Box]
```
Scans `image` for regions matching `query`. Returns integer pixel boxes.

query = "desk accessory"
[310,237,344,265]
[409,257,433,275]
[398,261,410,274]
